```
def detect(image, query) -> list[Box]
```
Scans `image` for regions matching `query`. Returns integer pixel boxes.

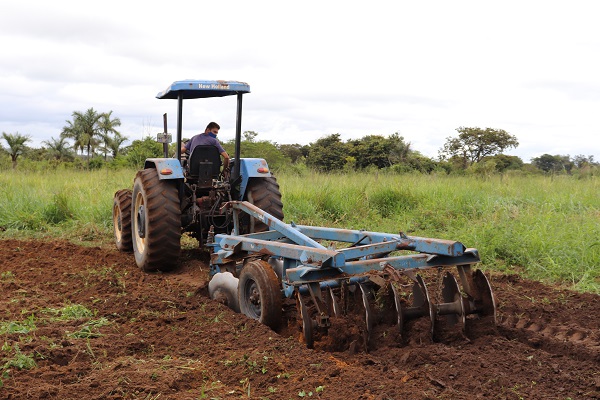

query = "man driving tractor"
[181,121,230,171]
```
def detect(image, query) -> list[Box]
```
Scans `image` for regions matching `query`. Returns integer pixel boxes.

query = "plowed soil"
[0,239,598,399]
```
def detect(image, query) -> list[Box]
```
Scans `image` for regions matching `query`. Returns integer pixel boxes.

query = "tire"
[131,168,181,272]
[242,176,284,233]
[113,189,133,252]
[238,260,282,330]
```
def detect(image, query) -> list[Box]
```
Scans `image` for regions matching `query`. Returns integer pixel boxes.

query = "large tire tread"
[244,176,284,232]
[113,189,133,252]
[132,168,181,272]
[238,260,282,331]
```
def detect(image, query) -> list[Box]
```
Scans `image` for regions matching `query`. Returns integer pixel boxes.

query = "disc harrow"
[208,201,497,350]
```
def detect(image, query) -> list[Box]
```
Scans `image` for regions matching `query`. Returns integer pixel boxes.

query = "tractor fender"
[143,158,184,180]
[239,158,272,199]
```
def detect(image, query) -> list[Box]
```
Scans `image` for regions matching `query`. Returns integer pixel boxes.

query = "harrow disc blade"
[358,283,374,341]
[440,272,466,327]
[390,282,404,334]
[416,275,436,339]
[395,274,436,339]
[473,269,497,324]
[326,287,342,317]
[297,292,314,349]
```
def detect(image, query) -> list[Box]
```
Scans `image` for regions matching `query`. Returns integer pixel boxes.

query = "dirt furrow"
[0,239,598,399]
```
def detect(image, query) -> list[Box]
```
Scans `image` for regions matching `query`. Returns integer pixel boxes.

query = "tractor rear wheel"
[113,189,133,252]
[238,260,282,330]
[242,176,284,233]
[131,168,181,272]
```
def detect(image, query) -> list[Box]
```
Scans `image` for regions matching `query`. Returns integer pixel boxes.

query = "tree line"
[1,110,598,176]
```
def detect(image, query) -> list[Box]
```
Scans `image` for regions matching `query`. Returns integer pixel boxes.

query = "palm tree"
[106,132,129,159]
[61,108,103,161]
[61,108,124,163]
[73,108,102,160]
[98,111,122,160]
[2,132,31,169]
[43,136,73,160]
[61,119,85,156]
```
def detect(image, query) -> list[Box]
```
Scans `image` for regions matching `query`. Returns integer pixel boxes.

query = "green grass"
[67,317,111,339]
[2,344,37,370]
[0,168,598,292]
[0,303,107,385]
[280,172,600,292]
[0,315,36,335]
[0,168,135,240]
[41,304,95,320]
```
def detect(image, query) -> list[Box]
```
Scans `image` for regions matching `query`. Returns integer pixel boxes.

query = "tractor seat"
[188,145,221,186]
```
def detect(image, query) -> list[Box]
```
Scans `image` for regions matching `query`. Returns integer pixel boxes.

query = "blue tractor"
[112,80,283,272]
[113,80,496,350]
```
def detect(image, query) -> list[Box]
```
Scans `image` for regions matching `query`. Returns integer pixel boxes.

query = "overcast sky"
[1,1,599,162]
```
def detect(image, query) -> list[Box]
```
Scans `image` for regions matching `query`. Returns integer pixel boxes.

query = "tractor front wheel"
[238,260,282,330]
[113,189,133,252]
[131,168,181,272]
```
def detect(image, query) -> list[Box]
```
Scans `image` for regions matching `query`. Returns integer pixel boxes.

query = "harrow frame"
[209,201,496,348]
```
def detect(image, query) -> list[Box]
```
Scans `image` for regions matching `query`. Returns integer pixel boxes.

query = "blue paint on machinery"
[113,80,496,351]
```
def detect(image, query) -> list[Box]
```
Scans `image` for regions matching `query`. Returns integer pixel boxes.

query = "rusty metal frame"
[211,201,480,292]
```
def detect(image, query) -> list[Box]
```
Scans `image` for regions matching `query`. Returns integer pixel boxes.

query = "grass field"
[0,168,598,292]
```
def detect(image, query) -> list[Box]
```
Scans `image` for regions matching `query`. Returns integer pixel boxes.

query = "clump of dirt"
[0,239,598,399]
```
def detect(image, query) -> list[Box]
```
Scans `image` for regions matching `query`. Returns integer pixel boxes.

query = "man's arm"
[181,139,191,154]
[221,152,230,169]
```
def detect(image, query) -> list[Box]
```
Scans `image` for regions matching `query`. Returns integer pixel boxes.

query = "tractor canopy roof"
[156,80,250,100]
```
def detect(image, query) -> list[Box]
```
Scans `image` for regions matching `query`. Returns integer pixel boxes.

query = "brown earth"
[0,239,598,399]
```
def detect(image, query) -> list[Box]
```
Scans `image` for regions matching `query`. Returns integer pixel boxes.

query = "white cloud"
[0,0,599,161]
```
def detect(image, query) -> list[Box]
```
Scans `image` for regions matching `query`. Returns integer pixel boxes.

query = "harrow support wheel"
[241,176,284,234]
[131,168,181,272]
[113,189,133,252]
[238,260,282,331]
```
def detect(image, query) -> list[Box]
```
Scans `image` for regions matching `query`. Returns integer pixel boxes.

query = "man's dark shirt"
[184,133,225,154]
